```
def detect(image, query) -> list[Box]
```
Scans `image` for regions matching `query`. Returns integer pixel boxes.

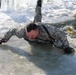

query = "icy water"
[0,37,76,75]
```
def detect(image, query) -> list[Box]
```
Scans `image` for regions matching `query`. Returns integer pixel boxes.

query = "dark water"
[0,37,76,75]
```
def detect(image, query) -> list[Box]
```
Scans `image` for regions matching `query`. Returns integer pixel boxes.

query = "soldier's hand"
[0,40,3,44]
[0,39,7,45]
[37,0,42,7]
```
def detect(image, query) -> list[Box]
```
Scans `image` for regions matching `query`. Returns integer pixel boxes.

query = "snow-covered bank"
[0,0,76,23]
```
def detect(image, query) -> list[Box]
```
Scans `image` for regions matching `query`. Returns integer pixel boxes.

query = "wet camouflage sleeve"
[34,0,42,22]
[2,26,25,42]
[41,23,69,49]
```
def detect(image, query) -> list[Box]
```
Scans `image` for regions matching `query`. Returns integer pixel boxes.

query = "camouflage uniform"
[2,0,69,49]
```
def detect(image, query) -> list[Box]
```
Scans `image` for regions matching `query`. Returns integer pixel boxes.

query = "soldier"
[0,0,75,54]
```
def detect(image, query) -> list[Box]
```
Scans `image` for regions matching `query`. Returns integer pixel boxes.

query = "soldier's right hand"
[0,40,3,45]
[0,39,7,45]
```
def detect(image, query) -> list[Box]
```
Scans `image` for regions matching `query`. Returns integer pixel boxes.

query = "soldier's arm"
[0,27,25,44]
[44,25,69,49]
[53,28,69,49]
[34,0,43,23]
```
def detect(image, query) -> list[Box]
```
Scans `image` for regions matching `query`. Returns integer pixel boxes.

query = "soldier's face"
[26,29,39,39]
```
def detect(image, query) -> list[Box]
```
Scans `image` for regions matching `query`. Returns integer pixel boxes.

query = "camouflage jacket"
[2,22,69,49]
[1,0,75,49]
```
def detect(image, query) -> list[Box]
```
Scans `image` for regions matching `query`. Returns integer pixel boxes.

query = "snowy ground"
[0,0,76,75]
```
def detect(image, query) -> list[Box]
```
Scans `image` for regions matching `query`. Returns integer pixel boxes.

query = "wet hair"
[27,23,38,32]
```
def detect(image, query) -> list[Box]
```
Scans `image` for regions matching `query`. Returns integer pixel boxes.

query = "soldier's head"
[26,23,39,39]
